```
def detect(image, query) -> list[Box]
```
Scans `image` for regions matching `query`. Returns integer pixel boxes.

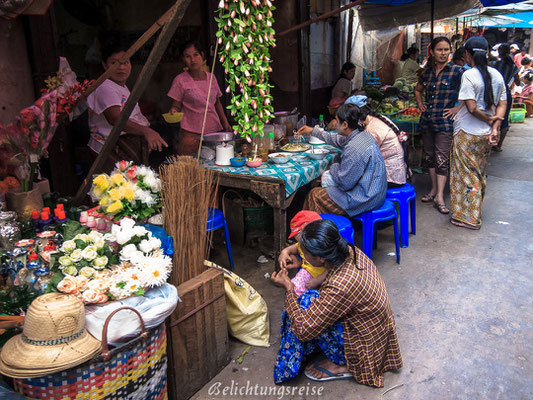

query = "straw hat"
[0,293,101,378]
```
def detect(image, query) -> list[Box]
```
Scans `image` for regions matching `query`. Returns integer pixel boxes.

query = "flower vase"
[6,187,44,222]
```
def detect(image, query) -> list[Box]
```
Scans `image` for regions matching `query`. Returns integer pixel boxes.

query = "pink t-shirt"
[522,83,533,98]
[86,79,149,153]
[167,71,223,134]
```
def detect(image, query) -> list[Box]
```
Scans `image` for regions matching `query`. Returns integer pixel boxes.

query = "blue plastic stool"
[386,183,416,248]
[353,200,400,263]
[207,208,234,270]
[320,214,355,245]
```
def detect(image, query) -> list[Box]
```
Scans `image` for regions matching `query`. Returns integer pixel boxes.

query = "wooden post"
[74,0,193,204]
[298,0,311,120]
[430,0,435,40]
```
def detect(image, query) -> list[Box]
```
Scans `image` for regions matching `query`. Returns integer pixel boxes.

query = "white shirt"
[454,66,507,136]
[86,79,149,153]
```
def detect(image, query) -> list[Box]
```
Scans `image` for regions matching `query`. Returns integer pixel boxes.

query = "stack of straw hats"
[0,293,101,378]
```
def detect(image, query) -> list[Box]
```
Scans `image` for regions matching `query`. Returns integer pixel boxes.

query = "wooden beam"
[298,0,311,121]
[278,0,367,38]
[74,0,193,204]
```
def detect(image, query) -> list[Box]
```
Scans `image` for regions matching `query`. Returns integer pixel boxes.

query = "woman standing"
[450,37,507,230]
[271,219,402,385]
[415,37,464,215]
[491,43,520,152]
[167,40,232,155]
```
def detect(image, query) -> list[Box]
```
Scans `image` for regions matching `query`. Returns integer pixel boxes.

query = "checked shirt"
[285,246,403,387]
[418,62,464,134]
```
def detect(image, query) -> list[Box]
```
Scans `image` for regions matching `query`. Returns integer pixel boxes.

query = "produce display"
[377,98,419,115]
[216,0,276,140]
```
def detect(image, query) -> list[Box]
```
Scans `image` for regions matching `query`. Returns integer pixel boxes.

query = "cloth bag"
[13,307,168,400]
[205,261,270,347]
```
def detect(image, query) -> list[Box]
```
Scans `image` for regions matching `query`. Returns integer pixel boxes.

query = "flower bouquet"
[50,218,172,304]
[89,161,162,221]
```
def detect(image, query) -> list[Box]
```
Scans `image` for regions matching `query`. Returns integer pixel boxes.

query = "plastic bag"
[206,261,270,347]
[85,283,179,345]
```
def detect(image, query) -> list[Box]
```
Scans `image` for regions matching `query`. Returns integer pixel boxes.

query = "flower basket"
[6,187,43,222]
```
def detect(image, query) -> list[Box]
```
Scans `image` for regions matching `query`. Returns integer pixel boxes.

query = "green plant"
[215,0,276,140]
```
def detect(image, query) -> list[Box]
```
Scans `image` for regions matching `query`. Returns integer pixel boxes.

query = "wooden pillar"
[430,0,435,40]
[298,0,311,120]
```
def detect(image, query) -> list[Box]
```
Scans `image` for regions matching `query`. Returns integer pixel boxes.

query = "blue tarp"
[493,11,533,27]
[366,0,529,6]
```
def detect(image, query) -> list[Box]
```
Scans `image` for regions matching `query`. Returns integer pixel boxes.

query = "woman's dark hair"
[181,40,205,57]
[452,47,466,64]
[299,220,350,268]
[337,62,355,82]
[522,57,531,67]
[336,103,363,130]
[424,36,452,69]
[465,36,494,109]
[525,71,533,82]
[497,43,515,67]
[99,31,129,63]
[360,106,401,135]
[401,47,418,62]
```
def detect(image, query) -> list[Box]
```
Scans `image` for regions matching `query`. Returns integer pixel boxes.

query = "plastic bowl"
[305,149,329,160]
[162,112,183,124]
[309,136,325,145]
[268,152,292,164]
[246,159,262,168]
[230,157,246,167]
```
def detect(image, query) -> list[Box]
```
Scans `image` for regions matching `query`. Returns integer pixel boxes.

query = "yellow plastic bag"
[205,261,270,347]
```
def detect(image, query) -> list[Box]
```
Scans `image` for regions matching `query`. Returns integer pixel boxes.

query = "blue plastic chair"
[207,208,234,270]
[320,214,355,245]
[353,200,400,263]
[386,183,416,248]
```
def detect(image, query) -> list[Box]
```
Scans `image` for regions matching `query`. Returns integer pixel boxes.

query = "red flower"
[3,176,20,188]
[19,109,34,125]
[118,160,128,171]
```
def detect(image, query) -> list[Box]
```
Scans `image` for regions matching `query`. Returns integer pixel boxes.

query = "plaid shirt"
[285,246,403,387]
[418,62,464,134]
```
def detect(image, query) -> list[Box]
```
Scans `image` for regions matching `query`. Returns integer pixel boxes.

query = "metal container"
[272,110,299,137]
[0,211,21,251]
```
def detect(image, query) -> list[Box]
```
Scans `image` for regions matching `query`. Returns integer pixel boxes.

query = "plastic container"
[509,103,526,123]
[39,212,52,231]
[230,157,246,167]
[244,205,274,234]
[318,114,325,129]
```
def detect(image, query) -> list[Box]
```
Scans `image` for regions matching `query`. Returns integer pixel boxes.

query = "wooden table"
[204,147,340,267]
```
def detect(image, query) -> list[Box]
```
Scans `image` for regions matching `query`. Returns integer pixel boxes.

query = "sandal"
[304,362,353,382]
[421,194,435,203]
[434,202,450,214]
[450,219,480,230]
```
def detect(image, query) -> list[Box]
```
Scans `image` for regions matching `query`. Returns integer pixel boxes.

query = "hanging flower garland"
[215,0,276,140]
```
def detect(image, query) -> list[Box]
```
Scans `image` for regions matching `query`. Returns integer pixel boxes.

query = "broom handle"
[196,40,220,160]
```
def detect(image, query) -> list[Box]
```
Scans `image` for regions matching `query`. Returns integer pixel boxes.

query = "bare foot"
[305,359,348,379]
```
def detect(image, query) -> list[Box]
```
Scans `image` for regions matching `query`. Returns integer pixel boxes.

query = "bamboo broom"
[160,156,219,285]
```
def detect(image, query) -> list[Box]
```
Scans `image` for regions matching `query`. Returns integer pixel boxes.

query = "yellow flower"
[93,174,109,190]
[109,188,122,201]
[92,186,105,198]
[99,196,112,207]
[110,173,125,186]
[106,200,123,214]
[121,186,135,201]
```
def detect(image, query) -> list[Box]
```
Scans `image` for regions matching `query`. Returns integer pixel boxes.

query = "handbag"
[12,307,168,400]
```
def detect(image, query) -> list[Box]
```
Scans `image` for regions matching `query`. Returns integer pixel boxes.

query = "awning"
[358,0,532,31]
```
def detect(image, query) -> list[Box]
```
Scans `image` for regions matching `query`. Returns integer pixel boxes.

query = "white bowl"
[304,149,329,160]
[268,152,292,164]
[309,136,325,145]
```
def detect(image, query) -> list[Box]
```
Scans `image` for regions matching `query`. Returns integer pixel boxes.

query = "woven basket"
[13,307,167,400]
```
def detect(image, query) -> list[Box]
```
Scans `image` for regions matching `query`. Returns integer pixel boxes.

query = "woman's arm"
[414,83,427,112]
[103,106,168,151]
[489,100,507,146]
[169,100,182,114]
[278,244,300,269]
[215,97,232,132]
[464,100,504,126]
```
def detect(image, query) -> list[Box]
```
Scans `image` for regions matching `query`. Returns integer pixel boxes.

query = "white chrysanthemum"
[139,237,161,253]
[132,225,148,237]
[120,218,136,231]
[60,240,76,253]
[115,230,133,245]
[142,263,169,288]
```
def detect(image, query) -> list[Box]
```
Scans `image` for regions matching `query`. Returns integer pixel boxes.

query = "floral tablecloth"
[203,145,340,198]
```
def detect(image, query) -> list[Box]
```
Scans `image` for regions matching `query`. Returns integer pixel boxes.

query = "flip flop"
[450,219,480,230]
[434,203,450,214]
[304,362,353,382]
[421,194,435,203]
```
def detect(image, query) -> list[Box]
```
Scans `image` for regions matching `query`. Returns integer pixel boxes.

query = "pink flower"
[119,160,128,171]
[126,166,136,180]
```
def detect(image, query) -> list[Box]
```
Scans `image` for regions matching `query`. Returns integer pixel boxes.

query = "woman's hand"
[223,121,232,132]
[143,128,168,152]
[169,106,180,115]
[297,125,313,135]
[326,119,337,130]
[488,115,504,126]
[271,268,292,291]
[279,247,295,269]
[284,255,302,270]
[488,127,499,146]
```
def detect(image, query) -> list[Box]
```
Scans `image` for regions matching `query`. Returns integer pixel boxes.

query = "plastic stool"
[353,200,400,263]
[386,183,416,248]
[207,208,234,270]
[320,214,355,245]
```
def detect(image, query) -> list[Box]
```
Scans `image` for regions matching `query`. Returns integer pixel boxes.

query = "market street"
[196,118,533,400]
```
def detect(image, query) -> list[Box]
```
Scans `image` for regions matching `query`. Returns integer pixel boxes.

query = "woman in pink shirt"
[167,41,232,155]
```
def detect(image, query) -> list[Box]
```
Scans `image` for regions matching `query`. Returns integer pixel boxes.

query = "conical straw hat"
[0,293,101,378]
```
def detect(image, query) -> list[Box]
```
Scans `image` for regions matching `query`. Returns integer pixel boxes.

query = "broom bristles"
[160,156,219,285]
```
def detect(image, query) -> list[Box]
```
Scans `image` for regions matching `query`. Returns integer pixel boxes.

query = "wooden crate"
[167,268,229,400]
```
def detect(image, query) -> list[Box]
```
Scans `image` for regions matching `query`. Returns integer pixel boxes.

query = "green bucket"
[243,205,274,234]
